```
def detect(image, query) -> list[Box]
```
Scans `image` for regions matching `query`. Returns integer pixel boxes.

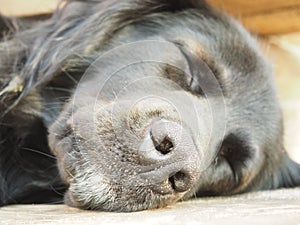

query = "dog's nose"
[138,120,201,193]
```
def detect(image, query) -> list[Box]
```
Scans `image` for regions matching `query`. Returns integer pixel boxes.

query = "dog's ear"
[275,155,300,188]
[256,153,300,189]
[0,14,52,116]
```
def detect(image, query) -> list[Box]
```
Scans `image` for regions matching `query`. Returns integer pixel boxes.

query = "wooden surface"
[1,188,300,225]
[1,0,300,34]
[207,0,300,16]
[207,0,300,35]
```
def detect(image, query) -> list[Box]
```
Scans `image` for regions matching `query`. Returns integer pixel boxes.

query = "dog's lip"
[50,132,79,184]
[56,134,190,193]
[64,190,82,209]
[64,182,181,211]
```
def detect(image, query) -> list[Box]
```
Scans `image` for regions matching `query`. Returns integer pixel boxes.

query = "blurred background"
[0,0,299,162]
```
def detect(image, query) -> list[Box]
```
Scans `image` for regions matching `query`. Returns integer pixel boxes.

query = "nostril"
[150,131,174,155]
[168,171,191,192]
[155,137,174,155]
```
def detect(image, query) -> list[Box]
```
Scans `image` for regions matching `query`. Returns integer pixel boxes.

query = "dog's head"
[2,0,299,212]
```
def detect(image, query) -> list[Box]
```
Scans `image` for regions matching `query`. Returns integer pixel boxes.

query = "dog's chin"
[58,157,185,212]
[63,181,182,212]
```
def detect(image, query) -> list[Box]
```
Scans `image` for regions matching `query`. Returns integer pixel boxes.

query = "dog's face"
[46,0,285,211]
[1,0,299,212]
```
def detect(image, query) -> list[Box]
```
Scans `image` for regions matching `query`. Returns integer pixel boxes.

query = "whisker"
[45,87,74,93]
[49,199,64,204]
[62,70,79,84]
[65,167,76,179]
[50,184,66,197]
[21,147,56,159]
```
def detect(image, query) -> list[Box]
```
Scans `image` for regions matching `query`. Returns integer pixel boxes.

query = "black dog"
[0,0,299,212]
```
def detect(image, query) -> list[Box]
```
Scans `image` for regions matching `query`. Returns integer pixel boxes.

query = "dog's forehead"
[114,11,270,79]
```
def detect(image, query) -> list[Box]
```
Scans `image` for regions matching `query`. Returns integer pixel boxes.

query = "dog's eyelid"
[173,39,214,68]
[173,40,225,95]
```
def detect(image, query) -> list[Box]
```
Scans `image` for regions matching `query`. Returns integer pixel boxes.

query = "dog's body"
[0,0,299,212]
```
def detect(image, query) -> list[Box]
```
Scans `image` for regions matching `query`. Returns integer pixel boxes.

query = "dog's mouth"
[63,168,185,212]
[54,133,195,211]
[64,188,181,212]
